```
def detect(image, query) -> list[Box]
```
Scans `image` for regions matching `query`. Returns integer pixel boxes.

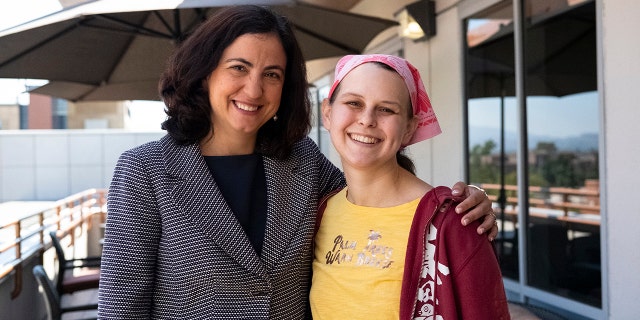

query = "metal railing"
[479,182,600,225]
[0,189,106,299]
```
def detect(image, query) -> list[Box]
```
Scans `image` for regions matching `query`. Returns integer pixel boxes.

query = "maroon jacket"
[317,186,510,320]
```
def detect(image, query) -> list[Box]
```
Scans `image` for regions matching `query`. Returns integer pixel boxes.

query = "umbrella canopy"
[0,0,397,101]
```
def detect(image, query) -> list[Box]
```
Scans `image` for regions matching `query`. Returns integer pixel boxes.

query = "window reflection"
[465,0,600,309]
[524,0,600,307]
[466,1,519,281]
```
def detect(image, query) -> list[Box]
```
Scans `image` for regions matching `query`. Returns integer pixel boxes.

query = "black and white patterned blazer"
[98,135,344,319]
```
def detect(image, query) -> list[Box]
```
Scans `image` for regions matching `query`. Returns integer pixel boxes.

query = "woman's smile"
[348,132,381,144]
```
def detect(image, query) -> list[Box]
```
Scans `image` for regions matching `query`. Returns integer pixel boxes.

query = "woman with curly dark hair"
[159,5,310,160]
[99,5,497,319]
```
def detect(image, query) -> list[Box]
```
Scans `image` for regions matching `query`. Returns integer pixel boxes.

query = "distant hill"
[469,126,599,153]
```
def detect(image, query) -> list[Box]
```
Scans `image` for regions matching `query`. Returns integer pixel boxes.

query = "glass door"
[465,0,601,311]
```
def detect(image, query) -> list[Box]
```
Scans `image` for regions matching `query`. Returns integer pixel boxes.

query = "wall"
[0,130,164,202]
[0,105,20,130]
[66,101,129,129]
[0,255,48,320]
[403,3,466,186]
[27,94,53,129]
[601,0,640,318]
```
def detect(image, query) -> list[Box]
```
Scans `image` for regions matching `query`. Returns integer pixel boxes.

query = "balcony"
[0,189,105,320]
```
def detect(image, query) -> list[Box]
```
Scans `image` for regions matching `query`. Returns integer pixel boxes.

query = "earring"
[273,114,278,121]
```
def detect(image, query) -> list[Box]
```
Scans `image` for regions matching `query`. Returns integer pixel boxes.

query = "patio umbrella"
[0,0,397,101]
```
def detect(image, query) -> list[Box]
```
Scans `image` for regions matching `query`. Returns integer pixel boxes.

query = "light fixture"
[394,0,436,41]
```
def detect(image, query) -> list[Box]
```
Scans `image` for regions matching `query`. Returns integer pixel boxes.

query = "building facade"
[308,0,638,318]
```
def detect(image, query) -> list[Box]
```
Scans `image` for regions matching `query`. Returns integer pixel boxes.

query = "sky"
[0,0,166,130]
[468,92,599,138]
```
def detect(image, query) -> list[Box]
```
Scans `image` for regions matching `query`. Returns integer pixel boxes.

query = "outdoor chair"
[49,231,101,295]
[32,265,98,320]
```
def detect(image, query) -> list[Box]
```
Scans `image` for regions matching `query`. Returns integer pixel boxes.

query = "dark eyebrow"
[225,58,285,73]
[226,58,252,66]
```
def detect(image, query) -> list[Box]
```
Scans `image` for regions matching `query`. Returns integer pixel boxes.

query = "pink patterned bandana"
[328,54,442,145]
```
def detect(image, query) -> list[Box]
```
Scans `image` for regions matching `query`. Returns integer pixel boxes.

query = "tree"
[469,140,499,184]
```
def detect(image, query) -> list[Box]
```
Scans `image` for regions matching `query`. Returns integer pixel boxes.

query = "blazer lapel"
[260,155,311,271]
[160,137,267,278]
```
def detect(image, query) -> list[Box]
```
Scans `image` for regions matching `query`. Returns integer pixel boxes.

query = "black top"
[204,154,268,255]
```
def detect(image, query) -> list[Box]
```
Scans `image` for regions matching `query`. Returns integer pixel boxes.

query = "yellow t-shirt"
[310,188,419,320]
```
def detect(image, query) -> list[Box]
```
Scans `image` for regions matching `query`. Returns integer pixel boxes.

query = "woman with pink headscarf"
[311,54,510,319]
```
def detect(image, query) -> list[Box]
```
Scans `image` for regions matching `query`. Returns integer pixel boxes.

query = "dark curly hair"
[159,5,310,160]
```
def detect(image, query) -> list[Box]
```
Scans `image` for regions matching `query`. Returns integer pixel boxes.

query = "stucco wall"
[0,130,163,201]
[601,0,640,318]
[404,5,466,186]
